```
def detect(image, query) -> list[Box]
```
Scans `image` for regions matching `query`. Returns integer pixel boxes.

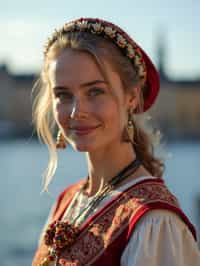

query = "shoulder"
[121,209,200,266]
[125,176,196,240]
[134,209,195,238]
[131,209,197,244]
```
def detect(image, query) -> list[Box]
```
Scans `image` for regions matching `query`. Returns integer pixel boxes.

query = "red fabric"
[32,178,196,266]
[140,49,160,111]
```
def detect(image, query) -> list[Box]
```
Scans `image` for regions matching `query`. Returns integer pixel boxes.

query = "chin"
[71,141,97,152]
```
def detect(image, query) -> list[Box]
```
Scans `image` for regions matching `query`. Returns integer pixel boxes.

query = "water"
[0,139,200,266]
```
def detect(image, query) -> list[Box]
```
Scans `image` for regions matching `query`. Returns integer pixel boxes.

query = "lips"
[69,125,100,135]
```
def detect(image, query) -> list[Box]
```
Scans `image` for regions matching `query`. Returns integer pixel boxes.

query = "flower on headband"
[134,54,141,66]
[91,22,104,34]
[77,20,89,30]
[63,22,76,32]
[104,26,116,38]
[126,44,135,58]
[138,65,146,78]
[116,33,127,48]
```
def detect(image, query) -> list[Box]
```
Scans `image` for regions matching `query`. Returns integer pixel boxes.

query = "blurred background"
[0,1,200,265]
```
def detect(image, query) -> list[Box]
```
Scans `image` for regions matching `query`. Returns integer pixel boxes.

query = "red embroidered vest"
[32,178,196,266]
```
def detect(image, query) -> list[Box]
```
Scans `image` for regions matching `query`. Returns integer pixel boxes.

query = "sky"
[0,0,200,79]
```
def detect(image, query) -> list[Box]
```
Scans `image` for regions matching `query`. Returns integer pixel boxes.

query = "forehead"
[48,49,122,91]
[48,49,105,86]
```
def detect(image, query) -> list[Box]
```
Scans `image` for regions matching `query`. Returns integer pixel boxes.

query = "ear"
[126,86,140,110]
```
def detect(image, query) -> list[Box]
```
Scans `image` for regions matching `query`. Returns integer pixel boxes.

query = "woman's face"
[48,49,137,152]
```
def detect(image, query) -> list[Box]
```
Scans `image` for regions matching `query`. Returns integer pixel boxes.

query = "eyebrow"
[53,80,108,92]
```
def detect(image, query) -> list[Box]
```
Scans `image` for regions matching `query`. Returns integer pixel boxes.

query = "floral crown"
[44,18,160,112]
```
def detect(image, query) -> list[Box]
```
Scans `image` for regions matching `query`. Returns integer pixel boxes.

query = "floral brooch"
[40,220,80,265]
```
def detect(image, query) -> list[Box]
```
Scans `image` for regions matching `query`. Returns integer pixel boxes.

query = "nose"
[69,99,87,119]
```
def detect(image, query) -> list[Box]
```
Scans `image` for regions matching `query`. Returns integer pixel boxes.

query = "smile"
[70,126,100,136]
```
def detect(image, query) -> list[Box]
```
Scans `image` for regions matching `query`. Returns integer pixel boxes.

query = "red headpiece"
[44,17,160,112]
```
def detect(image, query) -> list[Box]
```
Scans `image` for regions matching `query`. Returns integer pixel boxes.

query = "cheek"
[96,95,125,126]
[100,101,123,129]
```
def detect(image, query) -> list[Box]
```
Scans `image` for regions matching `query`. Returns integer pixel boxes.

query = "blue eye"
[56,92,73,100]
[88,88,105,96]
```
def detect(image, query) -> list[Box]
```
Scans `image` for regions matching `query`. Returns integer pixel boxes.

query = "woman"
[32,18,200,266]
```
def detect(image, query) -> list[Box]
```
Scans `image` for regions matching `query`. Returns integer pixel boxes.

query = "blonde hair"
[32,31,165,192]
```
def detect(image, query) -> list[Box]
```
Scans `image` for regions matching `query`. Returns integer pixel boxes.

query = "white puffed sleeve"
[121,209,200,266]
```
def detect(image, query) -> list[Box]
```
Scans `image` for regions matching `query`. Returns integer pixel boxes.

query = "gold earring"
[56,130,67,149]
[126,109,134,142]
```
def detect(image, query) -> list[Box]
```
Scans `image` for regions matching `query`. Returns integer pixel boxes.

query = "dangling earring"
[126,109,134,143]
[56,130,67,149]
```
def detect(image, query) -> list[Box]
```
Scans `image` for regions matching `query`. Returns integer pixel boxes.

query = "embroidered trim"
[58,180,180,266]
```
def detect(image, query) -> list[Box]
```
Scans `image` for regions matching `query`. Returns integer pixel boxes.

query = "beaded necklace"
[41,157,141,266]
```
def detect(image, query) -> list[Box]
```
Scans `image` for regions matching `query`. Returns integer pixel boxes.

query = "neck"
[85,141,140,197]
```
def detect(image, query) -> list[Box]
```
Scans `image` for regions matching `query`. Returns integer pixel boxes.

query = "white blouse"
[121,209,200,266]
[40,176,200,266]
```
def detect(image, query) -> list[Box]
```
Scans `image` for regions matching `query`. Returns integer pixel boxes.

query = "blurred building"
[149,37,200,140]
[0,41,200,139]
[150,78,200,140]
[0,64,36,137]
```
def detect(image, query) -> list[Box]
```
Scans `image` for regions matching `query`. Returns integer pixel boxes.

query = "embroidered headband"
[44,17,160,112]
